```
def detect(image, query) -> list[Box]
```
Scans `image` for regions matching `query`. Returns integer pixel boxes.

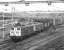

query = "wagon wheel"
[48,26,56,33]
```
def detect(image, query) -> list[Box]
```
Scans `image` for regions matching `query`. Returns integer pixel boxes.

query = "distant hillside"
[0,12,64,19]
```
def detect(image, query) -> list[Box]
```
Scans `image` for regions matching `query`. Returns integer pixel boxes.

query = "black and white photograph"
[0,0,64,50]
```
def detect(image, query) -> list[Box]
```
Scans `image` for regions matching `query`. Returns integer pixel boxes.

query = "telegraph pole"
[2,4,8,40]
[2,11,4,39]
[11,7,15,24]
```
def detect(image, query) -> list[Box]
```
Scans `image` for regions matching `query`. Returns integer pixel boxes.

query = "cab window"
[17,28,20,30]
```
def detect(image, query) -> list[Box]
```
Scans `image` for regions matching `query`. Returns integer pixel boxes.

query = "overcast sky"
[0,0,56,2]
[0,0,20,2]
[0,0,64,12]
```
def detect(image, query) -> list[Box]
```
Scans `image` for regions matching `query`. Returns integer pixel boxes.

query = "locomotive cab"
[10,27,21,36]
[10,23,22,41]
[10,22,21,37]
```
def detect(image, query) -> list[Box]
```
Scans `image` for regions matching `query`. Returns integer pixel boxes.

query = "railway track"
[0,39,11,45]
[20,31,64,50]
[0,32,48,50]
[0,30,53,50]
[0,39,15,49]
[29,35,64,50]
[13,25,64,50]
[0,31,63,50]
[0,25,64,50]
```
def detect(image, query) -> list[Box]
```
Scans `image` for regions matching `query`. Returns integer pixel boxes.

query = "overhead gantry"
[0,0,64,6]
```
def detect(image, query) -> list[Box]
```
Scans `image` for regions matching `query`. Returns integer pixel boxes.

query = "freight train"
[10,22,44,41]
[9,18,56,42]
[9,18,62,42]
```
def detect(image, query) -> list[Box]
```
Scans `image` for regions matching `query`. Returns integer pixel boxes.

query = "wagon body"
[20,22,44,36]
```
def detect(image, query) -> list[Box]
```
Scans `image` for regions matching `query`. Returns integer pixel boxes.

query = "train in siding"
[9,18,56,42]
[10,22,44,41]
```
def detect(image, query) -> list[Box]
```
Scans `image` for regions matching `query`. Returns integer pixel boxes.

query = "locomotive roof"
[13,22,21,27]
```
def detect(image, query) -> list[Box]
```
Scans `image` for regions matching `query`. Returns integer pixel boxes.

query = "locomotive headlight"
[15,30,21,36]
[11,32,14,33]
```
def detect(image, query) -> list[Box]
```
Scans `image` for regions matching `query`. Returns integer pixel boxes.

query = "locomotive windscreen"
[10,27,21,36]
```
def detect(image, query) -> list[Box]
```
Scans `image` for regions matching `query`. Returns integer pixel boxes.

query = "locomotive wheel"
[10,36,21,42]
